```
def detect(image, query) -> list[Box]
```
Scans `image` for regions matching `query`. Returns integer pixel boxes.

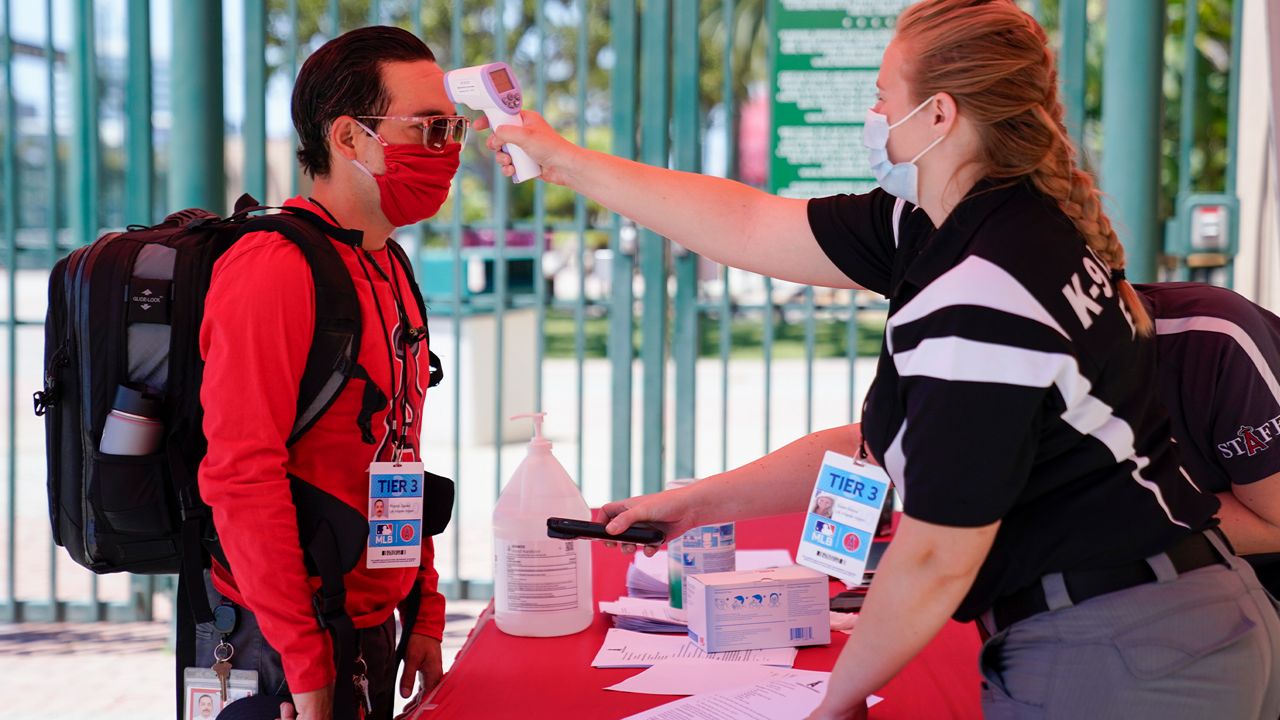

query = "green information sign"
[769,0,911,199]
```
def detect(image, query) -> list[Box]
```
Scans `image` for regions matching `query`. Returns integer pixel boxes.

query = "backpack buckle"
[312,588,348,629]
[177,486,210,522]
[32,390,55,417]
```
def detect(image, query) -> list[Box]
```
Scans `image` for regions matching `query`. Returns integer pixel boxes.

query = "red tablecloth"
[423,514,982,718]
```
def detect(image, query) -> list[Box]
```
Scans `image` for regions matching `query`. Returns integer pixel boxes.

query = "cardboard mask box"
[686,564,832,653]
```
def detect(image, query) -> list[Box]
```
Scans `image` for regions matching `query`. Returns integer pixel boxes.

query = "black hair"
[291,26,436,177]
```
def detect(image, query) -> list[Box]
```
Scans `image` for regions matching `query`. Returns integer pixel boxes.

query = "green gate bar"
[1176,0,1199,200]
[126,0,153,225]
[1059,0,1087,152]
[571,0,590,480]
[1099,0,1164,283]
[168,0,225,212]
[44,0,60,616]
[447,0,469,598]
[492,0,511,499]
[533,0,549,419]
[287,0,300,195]
[720,0,736,472]
[639,0,670,495]
[609,0,638,500]
[672,0,699,480]
[1224,0,1242,198]
[244,0,268,202]
[2,0,16,623]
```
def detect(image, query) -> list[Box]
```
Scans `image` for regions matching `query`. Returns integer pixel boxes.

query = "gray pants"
[980,533,1280,719]
[193,573,399,720]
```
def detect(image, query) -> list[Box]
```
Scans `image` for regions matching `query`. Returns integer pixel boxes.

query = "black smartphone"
[830,590,867,613]
[546,517,665,545]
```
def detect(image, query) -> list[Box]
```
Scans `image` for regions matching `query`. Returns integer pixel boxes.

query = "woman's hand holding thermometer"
[444,62,542,183]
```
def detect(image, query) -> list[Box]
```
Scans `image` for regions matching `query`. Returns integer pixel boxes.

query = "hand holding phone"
[546,517,665,545]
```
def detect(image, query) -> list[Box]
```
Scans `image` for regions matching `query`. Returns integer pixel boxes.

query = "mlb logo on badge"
[810,520,836,547]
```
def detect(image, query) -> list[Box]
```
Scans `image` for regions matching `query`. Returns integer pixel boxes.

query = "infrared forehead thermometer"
[444,62,541,183]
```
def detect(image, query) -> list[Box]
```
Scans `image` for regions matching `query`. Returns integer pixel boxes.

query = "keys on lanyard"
[211,641,234,702]
[210,603,237,702]
[354,654,373,716]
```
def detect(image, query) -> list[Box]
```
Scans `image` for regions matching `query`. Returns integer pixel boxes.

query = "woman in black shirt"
[481,0,1280,716]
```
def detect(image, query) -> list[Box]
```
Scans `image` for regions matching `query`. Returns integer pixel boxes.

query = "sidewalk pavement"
[0,600,488,720]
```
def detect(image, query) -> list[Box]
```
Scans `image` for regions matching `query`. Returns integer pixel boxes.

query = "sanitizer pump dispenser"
[493,412,593,636]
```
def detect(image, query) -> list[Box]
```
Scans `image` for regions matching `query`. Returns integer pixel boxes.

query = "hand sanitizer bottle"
[494,412,593,636]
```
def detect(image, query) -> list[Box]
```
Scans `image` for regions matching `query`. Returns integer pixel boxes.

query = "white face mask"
[863,94,946,206]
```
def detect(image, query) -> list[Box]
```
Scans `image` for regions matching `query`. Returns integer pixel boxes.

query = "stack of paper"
[591,628,798,668]
[626,554,670,599]
[599,597,688,633]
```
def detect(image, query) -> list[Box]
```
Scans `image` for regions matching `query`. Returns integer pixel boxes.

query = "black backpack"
[35,195,449,718]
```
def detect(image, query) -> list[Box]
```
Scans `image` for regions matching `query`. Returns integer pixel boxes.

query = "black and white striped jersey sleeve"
[807,189,899,295]
[883,255,1076,527]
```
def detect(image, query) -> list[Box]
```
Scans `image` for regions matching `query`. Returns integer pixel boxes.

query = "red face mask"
[352,121,461,227]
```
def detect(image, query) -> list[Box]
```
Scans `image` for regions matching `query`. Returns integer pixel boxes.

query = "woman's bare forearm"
[559,148,859,288]
[688,425,863,526]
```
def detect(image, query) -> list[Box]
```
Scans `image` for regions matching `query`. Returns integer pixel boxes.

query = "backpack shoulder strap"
[238,211,362,445]
[384,240,444,389]
[230,212,365,720]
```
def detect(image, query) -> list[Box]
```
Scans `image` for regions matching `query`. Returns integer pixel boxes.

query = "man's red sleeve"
[411,538,446,640]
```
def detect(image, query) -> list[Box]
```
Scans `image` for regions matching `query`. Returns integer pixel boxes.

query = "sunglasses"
[356,115,470,152]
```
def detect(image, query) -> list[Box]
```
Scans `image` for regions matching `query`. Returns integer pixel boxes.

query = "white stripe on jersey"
[889,260,1193,529]
[885,256,1068,354]
[1179,465,1203,493]
[894,337,1069,387]
[884,420,908,498]
[1155,315,1280,405]
[891,198,906,248]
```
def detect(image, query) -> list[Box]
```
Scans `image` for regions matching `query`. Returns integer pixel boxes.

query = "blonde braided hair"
[897,0,1154,335]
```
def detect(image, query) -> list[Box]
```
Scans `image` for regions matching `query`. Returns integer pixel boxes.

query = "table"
[423,513,982,718]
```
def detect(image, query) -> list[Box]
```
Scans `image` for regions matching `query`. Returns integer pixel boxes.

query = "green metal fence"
[0,0,1246,621]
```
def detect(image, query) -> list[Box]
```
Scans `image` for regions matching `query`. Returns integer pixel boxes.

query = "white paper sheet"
[606,660,831,696]
[600,597,689,632]
[601,597,688,622]
[619,679,884,720]
[591,628,798,668]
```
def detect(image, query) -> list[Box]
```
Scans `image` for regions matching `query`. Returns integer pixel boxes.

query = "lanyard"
[310,199,417,463]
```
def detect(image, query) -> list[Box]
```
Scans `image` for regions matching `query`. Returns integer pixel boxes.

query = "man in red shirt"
[196,26,466,720]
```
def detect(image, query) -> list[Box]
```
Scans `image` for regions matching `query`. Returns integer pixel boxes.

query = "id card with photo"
[368,461,425,569]
[796,451,891,587]
[183,667,257,719]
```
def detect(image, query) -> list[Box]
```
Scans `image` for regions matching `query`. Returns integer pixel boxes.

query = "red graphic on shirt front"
[1240,426,1269,457]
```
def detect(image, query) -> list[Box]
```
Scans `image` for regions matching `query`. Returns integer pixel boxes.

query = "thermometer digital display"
[445,62,541,183]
